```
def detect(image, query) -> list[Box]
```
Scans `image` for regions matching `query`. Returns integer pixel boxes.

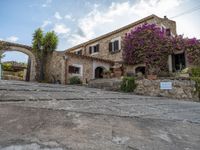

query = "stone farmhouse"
[45,14,180,84]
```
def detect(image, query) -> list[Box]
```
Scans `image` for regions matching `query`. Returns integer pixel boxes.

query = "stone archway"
[0,41,39,81]
[95,66,105,79]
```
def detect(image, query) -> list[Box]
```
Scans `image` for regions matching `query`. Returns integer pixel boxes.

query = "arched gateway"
[0,40,39,81]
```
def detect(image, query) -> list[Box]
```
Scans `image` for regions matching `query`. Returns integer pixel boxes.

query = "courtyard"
[0,80,200,150]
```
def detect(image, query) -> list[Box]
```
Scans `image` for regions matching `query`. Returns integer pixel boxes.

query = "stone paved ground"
[0,80,200,150]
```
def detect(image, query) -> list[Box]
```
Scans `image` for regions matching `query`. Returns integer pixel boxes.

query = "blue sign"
[160,82,172,90]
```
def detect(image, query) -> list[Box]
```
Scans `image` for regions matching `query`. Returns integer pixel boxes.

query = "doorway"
[95,67,104,78]
[172,52,186,72]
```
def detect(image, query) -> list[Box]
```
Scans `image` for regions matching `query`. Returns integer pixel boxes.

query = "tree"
[32,28,58,81]
[33,28,43,59]
[43,31,58,54]
[0,54,5,60]
[0,54,5,80]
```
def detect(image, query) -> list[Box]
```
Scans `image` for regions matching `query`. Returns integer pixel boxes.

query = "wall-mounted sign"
[160,82,172,90]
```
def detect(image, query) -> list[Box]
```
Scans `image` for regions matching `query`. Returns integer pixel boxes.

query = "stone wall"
[88,78,198,101]
[69,16,176,63]
[66,54,112,84]
[66,55,93,84]
[135,79,199,101]
[45,51,65,84]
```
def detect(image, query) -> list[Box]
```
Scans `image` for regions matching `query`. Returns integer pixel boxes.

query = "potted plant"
[103,69,111,78]
[179,67,190,78]
[147,67,157,80]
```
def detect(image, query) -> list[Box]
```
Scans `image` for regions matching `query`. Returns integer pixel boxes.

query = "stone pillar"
[61,56,67,84]
[168,55,173,72]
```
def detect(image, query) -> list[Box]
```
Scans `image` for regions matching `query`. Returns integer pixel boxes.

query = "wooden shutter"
[114,40,119,51]
[109,42,112,52]
[115,40,119,51]
[79,50,82,55]
[94,45,97,53]
[96,44,99,52]
[68,66,74,73]
[89,46,92,54]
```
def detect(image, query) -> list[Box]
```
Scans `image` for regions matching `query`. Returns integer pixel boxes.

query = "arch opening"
[1,51,30,81]
[135,66,146,75]
[95,66,105,79]
[0,44,37,81]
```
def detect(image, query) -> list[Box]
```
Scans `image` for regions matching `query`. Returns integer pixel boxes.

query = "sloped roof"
[65,14,173,52]
[66,52,114,64]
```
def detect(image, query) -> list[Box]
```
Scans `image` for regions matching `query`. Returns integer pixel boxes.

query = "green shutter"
[109,42,112,52]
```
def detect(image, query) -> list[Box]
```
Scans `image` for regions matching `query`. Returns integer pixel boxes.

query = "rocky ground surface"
[0,80,200,150]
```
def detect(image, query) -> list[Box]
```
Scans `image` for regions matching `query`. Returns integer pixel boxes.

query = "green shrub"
[69,76,82,85]
[191,77,200,99]
[191,67,200,77]
[190,67,200,99]
[2,63,12,71]
[120,76,137,92]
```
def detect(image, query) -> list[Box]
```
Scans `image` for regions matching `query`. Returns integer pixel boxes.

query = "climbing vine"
[122,24,172,74]
[122,23,200,74]
[185,38,200,66]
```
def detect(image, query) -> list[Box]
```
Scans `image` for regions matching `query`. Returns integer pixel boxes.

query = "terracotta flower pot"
[147,74,157,80]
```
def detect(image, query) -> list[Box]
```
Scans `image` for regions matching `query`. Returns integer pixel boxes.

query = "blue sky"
[0,0,200,63]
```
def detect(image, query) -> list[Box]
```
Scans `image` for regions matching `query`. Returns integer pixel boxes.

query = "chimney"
[164,16,168,19]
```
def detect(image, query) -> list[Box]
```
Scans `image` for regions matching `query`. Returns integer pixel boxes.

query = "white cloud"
[41,20,52,28]
[65,14,76,22]
[53,24,70,34]
[42,4,47,7]
[133,0,183,17]
[6,36,19,42]
[65,14,72,19]
[54,12,62,20]
[42,0,52,7]
[68,0,183,46]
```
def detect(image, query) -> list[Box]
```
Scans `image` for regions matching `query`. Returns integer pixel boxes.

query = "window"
[89,44,99,54]
[166,28,171,36]
[74,50,82,55]
[109,40,120,53]
[68,65,80,74]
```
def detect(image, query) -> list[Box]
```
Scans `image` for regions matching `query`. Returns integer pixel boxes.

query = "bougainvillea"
[122,23,172,74]
[185,38,200,66]
[122,23,200,74]
[170,35,200,66]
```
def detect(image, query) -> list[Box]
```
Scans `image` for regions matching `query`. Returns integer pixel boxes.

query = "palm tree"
[32,28,44,81]
[43,31,58,54]
[32,28,43,58]
[32,28,58,81]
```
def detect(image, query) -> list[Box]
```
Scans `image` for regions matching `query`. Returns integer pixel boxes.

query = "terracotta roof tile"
[65,52,114,64]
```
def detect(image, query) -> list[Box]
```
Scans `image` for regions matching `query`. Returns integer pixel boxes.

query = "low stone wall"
[3,75,23,81]
[135,79,199,101]
[88,78,122,91]
[88,78,199,101]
